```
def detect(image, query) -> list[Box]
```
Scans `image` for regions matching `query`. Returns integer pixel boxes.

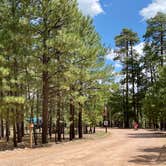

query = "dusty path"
[0,129,166,166]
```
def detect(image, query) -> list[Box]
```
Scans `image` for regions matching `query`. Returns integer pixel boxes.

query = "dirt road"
[0,129,166,166]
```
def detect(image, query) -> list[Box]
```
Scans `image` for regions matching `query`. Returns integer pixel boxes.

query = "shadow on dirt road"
[129,145,166,165]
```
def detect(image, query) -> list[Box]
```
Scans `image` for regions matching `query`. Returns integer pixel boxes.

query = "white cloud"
[140,0,166,20]
[105,49,122,72]
[134,42,145,55]
[77,0,104,17]
[105,49,116,61]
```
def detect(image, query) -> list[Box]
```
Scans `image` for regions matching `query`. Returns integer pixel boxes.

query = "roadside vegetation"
[0,0,165,149]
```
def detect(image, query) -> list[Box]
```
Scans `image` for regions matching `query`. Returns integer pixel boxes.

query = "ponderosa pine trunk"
[49,108,52,140]
[0,117,4,138]
[41,5,50,144]
[84,125,88,134]
[69,98,75,140]
[6,109,10,142]
[41,32,49,144]
[160,27,164,66]
[13,109,17,147]
[130,42,136,121]
[56,91,61,142]
[42,70,49,144]
[125,41,129,128]
[21,92,24,138]
[16,109,22,143]
[89,126,92,134]
[21,115,24,137]
[78,103,83,139]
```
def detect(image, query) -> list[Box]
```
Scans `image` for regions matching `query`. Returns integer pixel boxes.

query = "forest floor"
[0,128,166,166]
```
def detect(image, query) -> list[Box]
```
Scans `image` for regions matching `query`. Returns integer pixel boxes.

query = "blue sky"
[77,0,166,72]
[93,0,150,47]
[78,0,166,47]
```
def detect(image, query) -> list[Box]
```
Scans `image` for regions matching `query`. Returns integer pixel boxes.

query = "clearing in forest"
[0,129,165,166]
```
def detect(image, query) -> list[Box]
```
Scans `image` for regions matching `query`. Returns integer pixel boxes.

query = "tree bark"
[69,98,75,140]
[56,91,61,142]
[1,118,4,138]
[93,126,96,133]
[125,41,129,128]
[49,108,52,140]
[42,70,49,144]
[130,42,137,121]
[6,109,10,142]
[160,27,164,66]
[78,103,83,139]
[13,110,17,147]
[16,109,22,143]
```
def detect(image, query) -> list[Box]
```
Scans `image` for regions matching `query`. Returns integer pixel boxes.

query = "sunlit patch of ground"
[0,128,165,166]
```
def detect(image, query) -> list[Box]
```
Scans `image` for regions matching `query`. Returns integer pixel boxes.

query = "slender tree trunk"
[160,29,163,66]
[61,101,65,140]
[56,91,61,142]
[78,103,83,139]
[42,70,49,144]
[1,117,4,138]
[84,125,88,134]
[6,109,10,142]
[69,98,75,140]
[163,120,166,131]
[0,82,4,139]
[130,43,136,121]
[13,110,17,147]
[0,118,1,140]
[125,41,129,128]
[17,123,22,143]
[49,108,52,140]
[33,126,37,145]
[150,63,154,84]
[36,90,39,142]
[136,66,141,124]
[21,116,24,137]
[13,122,17,147]
[20,93,24,137]
[89,126,92,134]
[93,126,96,133]
[122,88,125,128]
[16,109,22,143]
[41,9,49,144]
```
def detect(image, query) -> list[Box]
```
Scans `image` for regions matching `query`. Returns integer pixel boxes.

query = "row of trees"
[111,12,166,129]
[0,0,113,147]
[0,1,165,148]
